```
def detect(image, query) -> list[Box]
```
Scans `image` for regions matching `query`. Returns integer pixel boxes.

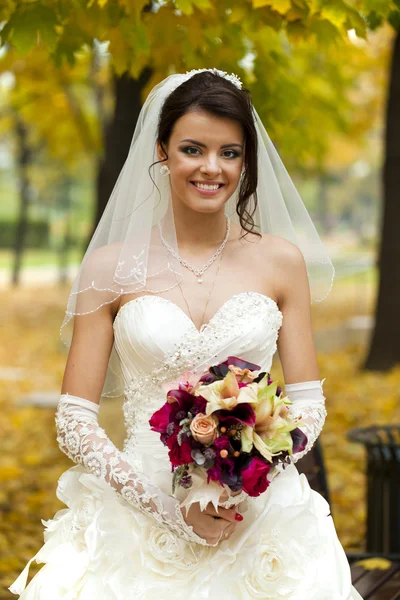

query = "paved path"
[0,265,79,287]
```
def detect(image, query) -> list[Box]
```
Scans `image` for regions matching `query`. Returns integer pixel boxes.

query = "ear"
[156,141,168,162]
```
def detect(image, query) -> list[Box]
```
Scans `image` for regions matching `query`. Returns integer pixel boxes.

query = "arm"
[58,298,214,545]
[275,240,326,461]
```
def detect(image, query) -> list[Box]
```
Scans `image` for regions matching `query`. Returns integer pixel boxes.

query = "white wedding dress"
[10,292,363,600]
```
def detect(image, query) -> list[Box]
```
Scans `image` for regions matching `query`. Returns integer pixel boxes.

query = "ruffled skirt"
[9,464,363,600]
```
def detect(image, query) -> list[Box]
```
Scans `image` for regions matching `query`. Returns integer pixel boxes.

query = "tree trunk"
[92,68,152,234]
[12,117,32,286]
[317,175,332,234]
[364,31,400,370]
[58,177,72,285]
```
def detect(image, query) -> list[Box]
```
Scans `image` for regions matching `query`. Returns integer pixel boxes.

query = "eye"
[222,149,241,159]
[181,146,201,155]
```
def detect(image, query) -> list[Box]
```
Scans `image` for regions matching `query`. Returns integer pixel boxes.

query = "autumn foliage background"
[1,0,400,597]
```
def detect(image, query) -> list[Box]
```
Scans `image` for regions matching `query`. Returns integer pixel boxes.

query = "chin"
[193,201,225,213]
[187,190,233,213]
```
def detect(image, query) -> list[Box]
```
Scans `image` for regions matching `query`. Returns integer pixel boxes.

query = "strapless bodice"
[112,292,283,465]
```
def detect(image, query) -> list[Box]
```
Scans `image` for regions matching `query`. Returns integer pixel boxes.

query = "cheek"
[227,161,243,183]
[170,156,195,180]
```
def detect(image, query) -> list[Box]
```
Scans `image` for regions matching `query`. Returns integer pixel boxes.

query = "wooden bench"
[348,554,400,599]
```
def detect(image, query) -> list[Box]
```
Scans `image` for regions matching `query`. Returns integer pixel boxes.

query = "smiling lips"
[191,181,225,195]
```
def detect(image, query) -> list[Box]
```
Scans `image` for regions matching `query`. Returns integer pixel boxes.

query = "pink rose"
[190,413,218,445]
[241,457,271,497]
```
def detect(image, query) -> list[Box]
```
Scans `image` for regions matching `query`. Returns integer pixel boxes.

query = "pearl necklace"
[159,217,230,283]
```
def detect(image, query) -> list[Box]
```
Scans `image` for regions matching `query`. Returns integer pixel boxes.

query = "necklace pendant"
[197,277,203,283]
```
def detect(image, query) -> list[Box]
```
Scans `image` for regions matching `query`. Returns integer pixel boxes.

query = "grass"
[0,248,83,269]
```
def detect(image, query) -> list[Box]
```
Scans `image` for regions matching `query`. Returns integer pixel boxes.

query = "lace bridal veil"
[60,68,334,400]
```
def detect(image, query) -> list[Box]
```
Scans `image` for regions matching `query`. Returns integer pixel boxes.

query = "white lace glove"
[55,394,214,546]
[284,379,327,463]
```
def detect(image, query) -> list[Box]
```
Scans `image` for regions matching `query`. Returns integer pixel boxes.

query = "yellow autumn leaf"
[229,5,247,23]
[22,454,42,466]
[0,466,23,481]
[253,0,292,12]
[355,558,392,570]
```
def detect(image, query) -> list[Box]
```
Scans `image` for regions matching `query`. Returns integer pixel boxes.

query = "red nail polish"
[235,513,243,522]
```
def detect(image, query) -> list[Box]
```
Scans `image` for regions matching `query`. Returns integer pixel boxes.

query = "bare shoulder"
[258,233,304,264]
[81,241,123,277]
[76,242,124,318]
[256,233,308,305]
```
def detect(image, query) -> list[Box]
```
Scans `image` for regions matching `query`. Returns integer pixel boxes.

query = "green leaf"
[241,425,254,453]
[309,17,340,46]
[175,0,194,15]
[345,8,367,38]
[365,10,383,30]
[2,3,59,54]
[121,19,149,53]
[286,19,309,41]
[388,9,400,30]
[53,23,89,67]
[286,4,309,21]
[363,0,391,16]
[229,5,247,23]
[0,0,15,23]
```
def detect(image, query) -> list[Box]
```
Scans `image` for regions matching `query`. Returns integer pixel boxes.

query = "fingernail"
[235,513,243,522]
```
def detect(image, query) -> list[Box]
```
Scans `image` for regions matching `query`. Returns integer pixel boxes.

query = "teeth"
[194,183,221,191]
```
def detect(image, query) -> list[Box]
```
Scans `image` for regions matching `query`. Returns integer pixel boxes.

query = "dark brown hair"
[156,71,259,236]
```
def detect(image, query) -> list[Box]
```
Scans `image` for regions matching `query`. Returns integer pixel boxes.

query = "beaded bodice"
[112,292,283,476]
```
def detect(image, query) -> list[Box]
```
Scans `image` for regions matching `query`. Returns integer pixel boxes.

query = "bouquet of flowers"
[149,357,307,511]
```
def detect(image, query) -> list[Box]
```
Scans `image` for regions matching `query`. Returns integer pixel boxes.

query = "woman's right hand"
[181,502,240,545]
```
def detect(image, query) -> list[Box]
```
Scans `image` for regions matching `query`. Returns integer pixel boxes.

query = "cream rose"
[146,526,203,574]
[239,505,321,599]
[190,413,218,445]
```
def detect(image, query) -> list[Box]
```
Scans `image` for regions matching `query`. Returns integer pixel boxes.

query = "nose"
[200,153,222,177]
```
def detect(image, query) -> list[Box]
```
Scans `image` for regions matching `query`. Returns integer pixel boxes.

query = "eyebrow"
[180,138,243,149]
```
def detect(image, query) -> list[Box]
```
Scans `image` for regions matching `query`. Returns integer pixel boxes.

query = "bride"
[10,69,363,599]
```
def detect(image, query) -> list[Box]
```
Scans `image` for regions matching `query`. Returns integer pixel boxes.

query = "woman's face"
[158,110,244,214]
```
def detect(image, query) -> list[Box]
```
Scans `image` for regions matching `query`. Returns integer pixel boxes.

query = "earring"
[160,165,170,176]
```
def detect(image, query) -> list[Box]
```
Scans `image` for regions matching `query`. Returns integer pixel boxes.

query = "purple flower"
[149,388,197,433]
[291,428,308,454]
[213,435,230,451]
[193,395,207,413]
[199,356,261,385]
[207,464,223,484]
[218,402,256,427]
[166,388,197,411]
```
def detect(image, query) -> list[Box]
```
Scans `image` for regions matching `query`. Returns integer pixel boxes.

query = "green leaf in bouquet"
[259,430,294,456]
[253,432,274,462]
[172,465,185,495]
[241,425,254,453]
[256,376,278,404]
